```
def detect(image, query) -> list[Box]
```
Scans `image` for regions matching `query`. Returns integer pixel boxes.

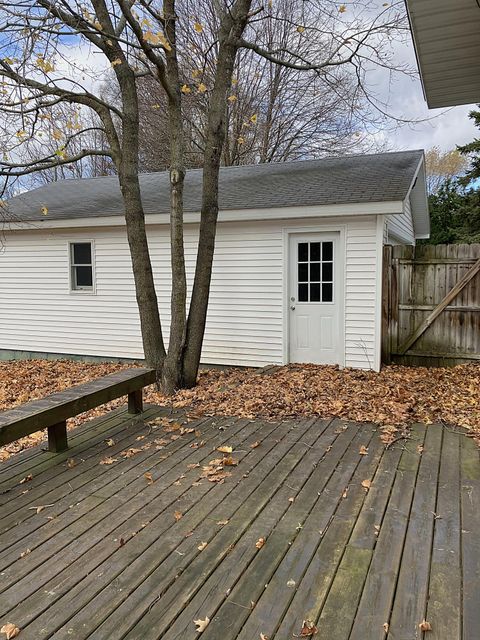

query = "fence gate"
[382,243,480,366]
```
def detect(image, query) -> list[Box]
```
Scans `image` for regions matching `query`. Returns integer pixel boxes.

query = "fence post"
[381,245,393,365]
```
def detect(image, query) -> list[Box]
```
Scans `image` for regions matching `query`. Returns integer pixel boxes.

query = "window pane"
[310,262,320,282]
[75,266,93,287]
[298,263,308,282]
[298,243,308,262]
[298,283,308,302]
[310,242,320,261]
[322,283,333,302]
[322,262,333,282]
[322,242,333,261]
[310,283,320,302]
[73,243,92,264]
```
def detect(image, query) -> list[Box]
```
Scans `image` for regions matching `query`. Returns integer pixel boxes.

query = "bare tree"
[0,0,412,391]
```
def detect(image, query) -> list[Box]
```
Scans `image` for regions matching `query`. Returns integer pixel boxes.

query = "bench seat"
[0,367,157,452]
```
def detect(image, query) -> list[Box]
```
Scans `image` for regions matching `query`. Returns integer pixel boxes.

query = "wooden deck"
[0,406,478,639]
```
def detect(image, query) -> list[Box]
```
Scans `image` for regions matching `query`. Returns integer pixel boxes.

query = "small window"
[296,239,334,303]
[70,242,94,291]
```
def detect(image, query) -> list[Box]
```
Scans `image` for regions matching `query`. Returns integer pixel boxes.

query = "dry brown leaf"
[67,458,76,468]
[359,445,369,456]
[0,623,20,639]
[222,456,238,466]
[289,497,295,503]
[217,445,233,454]
[100,457,117,465]
[216,519,229,525]
[297,620,318,636]
[29,504,51,514]
[187,463,201,470]
[419,620,432,632]
[193,616,210,633]
[105,438,115,447]
[19,474,33,484]
[20,548,31,558]
[260,634,269,640]
[144,472,154,485]
[383,622,389,633]
[174,511,183,522]
[361,479,372,490]
[255,537,266,549]
[250,441,260,449]
[197,541,208,551]
[342,487,349,499]
[121,448,142,458]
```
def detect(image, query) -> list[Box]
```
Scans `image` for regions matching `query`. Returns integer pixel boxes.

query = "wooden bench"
[0,367,157,453]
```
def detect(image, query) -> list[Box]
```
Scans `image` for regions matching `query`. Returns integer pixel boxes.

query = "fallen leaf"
[174,511,183,522]
[67,458,76,468]
[19,474,33,484]
[100,457,118,465]
[298,620,318,636]
[289,497,295,503]
[0,623,20,639]
[250,441,260,449]
[359,445,369,456]
[216,519,229,525]
[217,445,233,454]
[20,548,31,558]
[222,456,238,466]
[144,472,154,484]
[287,578,296,587]
[361,479,372,490]
[383,622,389,633]
[255,537,265,549]
[193,616,209,632]
[197,541,208,551]
[419,620,432,631]
[105,438,115,447]
[29,504,52,514]
[342,486,349,499]
[121,448,142,458]
[260,634,269,640]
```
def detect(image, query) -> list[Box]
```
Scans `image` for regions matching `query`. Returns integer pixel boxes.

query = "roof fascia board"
[4,200,405,230]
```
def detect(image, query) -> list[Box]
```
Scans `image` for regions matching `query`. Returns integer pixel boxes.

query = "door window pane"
[310,242,321,261]
[322,262,333,282]
[322,241,333,261]
[322,283,333,302]
[298,243,308,262]
[296,239,334,303]
[310,283,321,302]
[298,283,308,302]
[298,263,308,282]
[310,262,320,282]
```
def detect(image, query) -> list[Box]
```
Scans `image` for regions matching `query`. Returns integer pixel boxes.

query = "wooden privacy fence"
[382,243,480,366]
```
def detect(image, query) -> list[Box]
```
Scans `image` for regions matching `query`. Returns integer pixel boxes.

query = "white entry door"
[288,232,343,365]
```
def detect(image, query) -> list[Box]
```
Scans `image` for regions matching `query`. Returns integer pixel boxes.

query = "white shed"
[0,150,429,371]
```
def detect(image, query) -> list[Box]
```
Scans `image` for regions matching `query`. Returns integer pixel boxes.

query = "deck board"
[0,408,475,640]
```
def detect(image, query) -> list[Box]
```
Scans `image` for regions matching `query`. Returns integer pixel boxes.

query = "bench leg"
[128,389,143,414]
[48,421,68,453]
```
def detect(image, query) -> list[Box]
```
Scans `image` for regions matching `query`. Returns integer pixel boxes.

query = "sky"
[370,33,478,153]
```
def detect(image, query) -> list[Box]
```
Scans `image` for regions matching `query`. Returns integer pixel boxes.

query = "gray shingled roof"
[6,150,423,222]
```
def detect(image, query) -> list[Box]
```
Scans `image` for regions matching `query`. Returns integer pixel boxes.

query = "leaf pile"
[1,359,479,464]
[159,363,480,441]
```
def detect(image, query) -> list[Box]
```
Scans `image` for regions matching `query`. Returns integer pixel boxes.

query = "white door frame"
[282,224,346,367]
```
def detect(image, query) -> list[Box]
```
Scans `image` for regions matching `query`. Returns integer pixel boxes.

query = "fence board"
[382,244,480,367]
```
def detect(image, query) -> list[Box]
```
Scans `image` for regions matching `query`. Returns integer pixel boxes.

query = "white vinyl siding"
[0,214,381,370]
[386,197,415,244]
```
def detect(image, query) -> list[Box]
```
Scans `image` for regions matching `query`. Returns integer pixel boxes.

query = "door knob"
[290,305,296,310]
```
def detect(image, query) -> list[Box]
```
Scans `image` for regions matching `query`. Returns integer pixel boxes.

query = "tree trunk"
[161,0,188,394]
[182,0,252,387]
[117,70,166,371]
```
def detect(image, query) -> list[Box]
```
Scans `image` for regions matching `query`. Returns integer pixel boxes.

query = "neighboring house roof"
[405,0,480,108]
[6,150,428,235]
